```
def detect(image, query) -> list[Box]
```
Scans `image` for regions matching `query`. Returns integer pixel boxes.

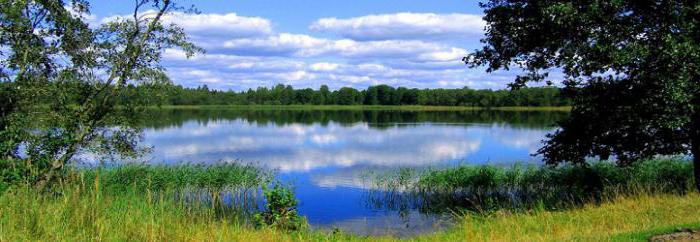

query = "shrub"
[253,183,306,231]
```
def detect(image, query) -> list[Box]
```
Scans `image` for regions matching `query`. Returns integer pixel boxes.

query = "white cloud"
[164,56,493,91]
[221,33,324,56]
[275,70,316,81]
[163,12,272,38]
[103,11,272,38]
[65,4,97,23]
[417,47,467,62]
[309,62,340,72]
[310,13,485,41]
[106,11,529,90]
[228,60,306,73]
[217,33,467,61]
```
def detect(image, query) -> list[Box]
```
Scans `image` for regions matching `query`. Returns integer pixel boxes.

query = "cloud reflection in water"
[144,120,492,172]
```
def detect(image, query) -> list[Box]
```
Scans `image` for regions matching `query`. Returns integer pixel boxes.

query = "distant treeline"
[126,84,571,107]
[0,82,571,107]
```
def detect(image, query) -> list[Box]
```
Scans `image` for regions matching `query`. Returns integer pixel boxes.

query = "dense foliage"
[121,83,571,107]
[0,0,201,188]
[470,1,700,190]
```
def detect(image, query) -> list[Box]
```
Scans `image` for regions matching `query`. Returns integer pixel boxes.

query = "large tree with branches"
[0,0,202,188]
[468,1,700,191]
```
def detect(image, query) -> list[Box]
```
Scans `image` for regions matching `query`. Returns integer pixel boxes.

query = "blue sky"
[85,0,532,91]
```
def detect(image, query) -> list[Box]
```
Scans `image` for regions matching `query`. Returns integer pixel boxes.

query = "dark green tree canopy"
[468,1,700,168]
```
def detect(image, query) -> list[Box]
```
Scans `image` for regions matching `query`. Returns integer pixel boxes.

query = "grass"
[0,184,697,241]
[150,104,572,112]
[0,184,376,242]
[1,160,698,241]
[421,192,700,242]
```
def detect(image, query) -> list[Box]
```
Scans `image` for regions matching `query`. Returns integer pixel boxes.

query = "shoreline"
[147,104,572,112]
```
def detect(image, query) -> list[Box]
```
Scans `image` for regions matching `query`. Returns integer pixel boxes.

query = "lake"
[136,108,568,236]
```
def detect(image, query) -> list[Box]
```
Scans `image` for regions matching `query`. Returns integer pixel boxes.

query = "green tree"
[0,0,201,187]
[468,1,700,191]
[336,87,360,105]
[364,86,379,105]
[294,88,314,104]
[310,91,323,105]
[375,84,395,105]
[319,85,330,105]
[402,88,420,105]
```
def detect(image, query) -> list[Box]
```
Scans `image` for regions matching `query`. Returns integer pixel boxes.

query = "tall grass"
[368,158,694,213]
[78,163,270,193]
[74,163,272,218]
[1,183,698,241]
[0,159,697,241]
[0,183,374,242]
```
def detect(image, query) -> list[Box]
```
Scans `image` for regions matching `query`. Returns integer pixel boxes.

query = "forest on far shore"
[116,84,572,107]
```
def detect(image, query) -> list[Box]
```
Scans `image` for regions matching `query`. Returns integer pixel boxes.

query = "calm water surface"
[137,109,567,236]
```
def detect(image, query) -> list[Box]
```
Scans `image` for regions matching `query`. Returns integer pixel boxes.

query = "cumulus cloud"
[164,56,488,90]
[221,33,324,56]
[228,60,306,73]
[310,13,485,41]
[163,12,272,38]
[96,10,529,90]
[102,11,272,38]
[218,33,468,61]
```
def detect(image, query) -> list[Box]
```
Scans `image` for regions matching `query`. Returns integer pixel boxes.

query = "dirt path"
[649,228,700,241]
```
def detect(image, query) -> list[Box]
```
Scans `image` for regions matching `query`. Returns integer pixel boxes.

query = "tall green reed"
[74,163,272,219]
[366,158,694,214]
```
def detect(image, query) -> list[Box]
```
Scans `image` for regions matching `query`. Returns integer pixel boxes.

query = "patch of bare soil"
[649,228,700,242]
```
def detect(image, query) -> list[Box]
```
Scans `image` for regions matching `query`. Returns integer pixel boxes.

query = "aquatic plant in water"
[365,158,694,214]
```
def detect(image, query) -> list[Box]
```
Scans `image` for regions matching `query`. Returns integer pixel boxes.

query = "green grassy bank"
[1,186,697,241]
[0,160,697,241]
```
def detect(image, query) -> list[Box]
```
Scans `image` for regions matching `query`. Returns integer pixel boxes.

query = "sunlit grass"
[421,192,700,242]
[1,185,697,241]
[1,160,697,241]
[0,185,380,242]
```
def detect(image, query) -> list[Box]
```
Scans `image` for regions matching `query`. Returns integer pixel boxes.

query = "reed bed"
[367,158,694,213]
[78,164,272,217]
[78,163,270,193]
